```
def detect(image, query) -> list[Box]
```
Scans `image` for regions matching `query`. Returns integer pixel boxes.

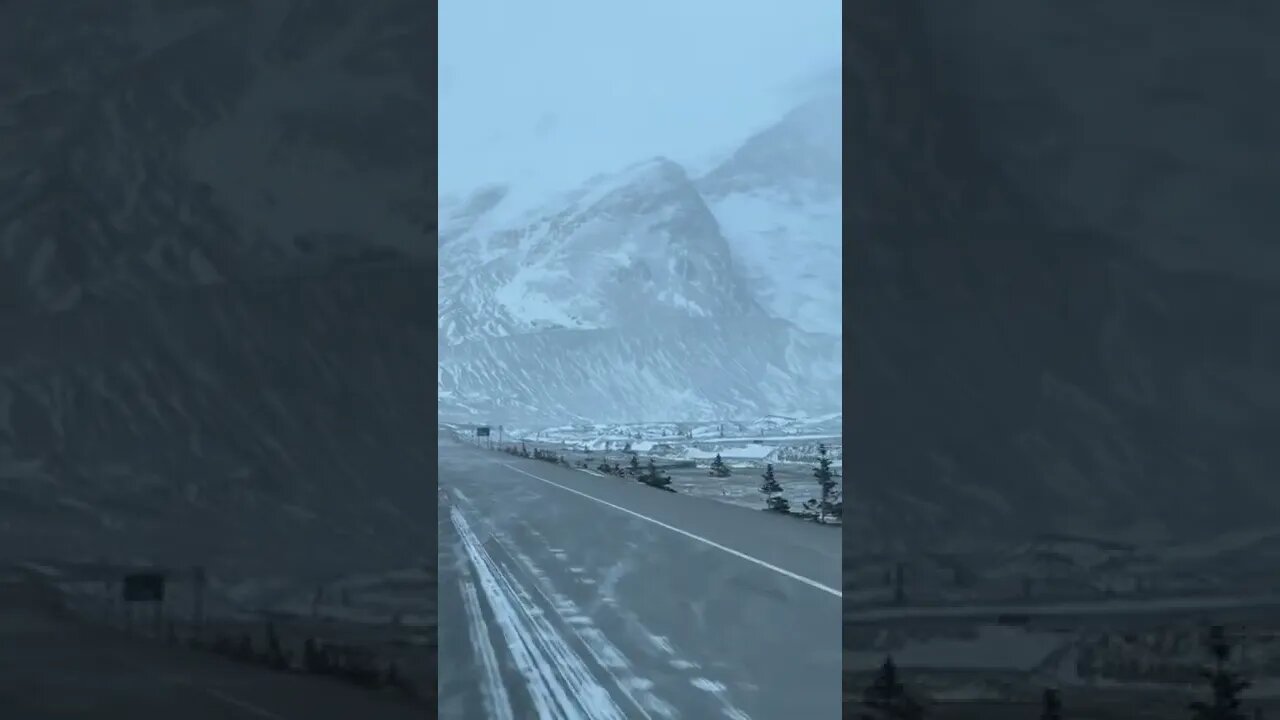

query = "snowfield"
[461,416,843,520]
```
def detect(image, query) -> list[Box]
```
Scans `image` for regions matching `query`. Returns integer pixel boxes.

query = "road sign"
[122,573,165,602]
[476,426,490,437]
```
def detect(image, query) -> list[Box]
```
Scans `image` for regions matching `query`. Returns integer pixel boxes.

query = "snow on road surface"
[450,502,632,719]
[438,429,841,719]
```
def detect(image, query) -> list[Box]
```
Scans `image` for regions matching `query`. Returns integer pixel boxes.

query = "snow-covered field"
[844,530,1280,714]
[846,625,1068,673]
[846,613,1280,720]
[463,415,843,520]
[499,414,841,467]
[503,413,840,440]
[27,557,435,695]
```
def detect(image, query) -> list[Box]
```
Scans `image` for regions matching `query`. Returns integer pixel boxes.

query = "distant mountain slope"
[0,262,434,573]
[438,315,840,424]
[847,0,1280,552]
[698,94,842,335]
[439,158,762,344]
[435,126,844,422]
[0,1,434,575]
[438,98,843,424]
[0,0,432,315]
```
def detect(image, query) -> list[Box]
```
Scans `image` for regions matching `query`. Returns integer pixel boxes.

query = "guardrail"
[33,563,431,706]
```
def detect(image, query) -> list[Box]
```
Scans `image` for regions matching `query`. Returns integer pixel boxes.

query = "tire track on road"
[449,502,629,719]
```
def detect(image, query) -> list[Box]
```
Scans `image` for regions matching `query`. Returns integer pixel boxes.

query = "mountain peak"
[621,156,689,185]
[699,95,841,201]
[438,99,842,422]
[692,97,843,335]
[565,156,695,214]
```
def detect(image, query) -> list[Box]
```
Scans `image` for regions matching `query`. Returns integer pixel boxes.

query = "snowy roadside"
[471,425,843,526]
[19,559,436,698]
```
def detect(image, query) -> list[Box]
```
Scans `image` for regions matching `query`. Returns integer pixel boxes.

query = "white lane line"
[501,463,841,599]
[451,505,628,719]
[152,666,290,720]
[459,570,515,720]
[198,686,291,720]
[491,532,670,720]
[452,493,671,719]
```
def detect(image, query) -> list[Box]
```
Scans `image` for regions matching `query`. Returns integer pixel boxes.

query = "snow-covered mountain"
[847,0,1280,552]
[439,158,762,344]
[698,94,842,335]
[0,1,433,573]
[438,101,842,424]
[0,1,432,316]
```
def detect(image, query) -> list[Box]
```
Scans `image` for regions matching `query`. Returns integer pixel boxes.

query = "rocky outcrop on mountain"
[848,0,1280,552]
[0,1,433,573]
[0,263,434,572]
[438,146,842,424]
[439,158,762,343]
[439,315,839,424]
[0,0,431,315]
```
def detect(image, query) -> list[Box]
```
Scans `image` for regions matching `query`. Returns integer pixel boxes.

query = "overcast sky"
[438,0,841,199]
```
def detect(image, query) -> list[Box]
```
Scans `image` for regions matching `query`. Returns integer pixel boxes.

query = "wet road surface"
[437,431,842,719]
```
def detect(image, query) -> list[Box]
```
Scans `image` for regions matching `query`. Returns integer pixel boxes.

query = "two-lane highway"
[437,430,842,719]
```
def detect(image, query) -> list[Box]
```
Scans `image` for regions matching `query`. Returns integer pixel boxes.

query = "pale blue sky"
[438,0,841,199]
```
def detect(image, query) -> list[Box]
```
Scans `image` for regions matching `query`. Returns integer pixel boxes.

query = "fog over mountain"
[0,1,433,571]
[438,93,843,425]
[438,0,841,198]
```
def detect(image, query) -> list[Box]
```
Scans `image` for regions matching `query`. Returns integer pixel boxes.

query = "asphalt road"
[0,575,424,719]
[438,430,842,719]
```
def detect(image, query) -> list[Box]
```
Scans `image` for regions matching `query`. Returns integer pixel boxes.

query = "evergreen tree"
[1190,625,1251,720]
[265,621,289,670]
[629,454,640,475]
[235,632,254,662]
[759,464,790,512]
[709,453,731,477]
[640,458,673,490]
[812,443,837,522]
[1041,688,1062,720]
[828,492,842,520]
[860,657,923,719]
[304,637,329,674]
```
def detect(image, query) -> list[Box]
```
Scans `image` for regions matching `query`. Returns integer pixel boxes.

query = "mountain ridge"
[0,1,434,575]
[438,100,842,424]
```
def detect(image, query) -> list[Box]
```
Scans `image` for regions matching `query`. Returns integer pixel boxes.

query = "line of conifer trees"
[856,625,1261,719]
[757,443,842,522]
